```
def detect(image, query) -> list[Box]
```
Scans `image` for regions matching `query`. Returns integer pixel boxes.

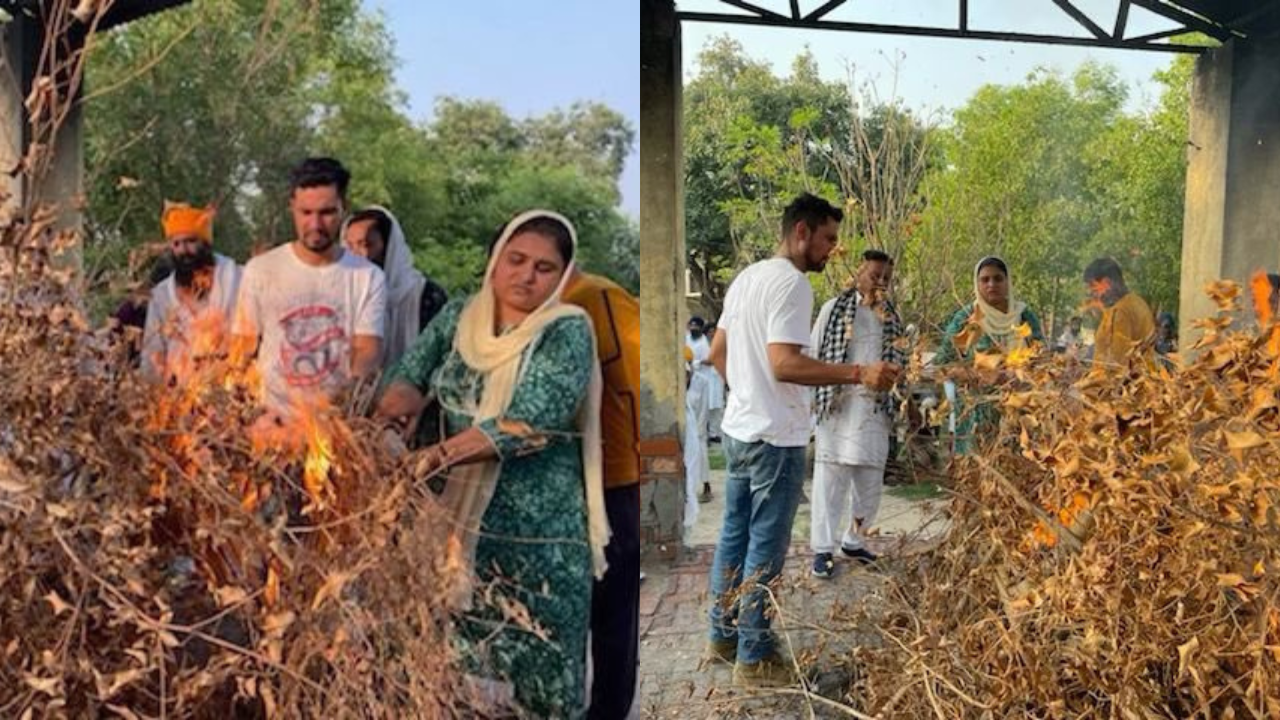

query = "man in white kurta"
[683,317,714,535]
[809,251,901,578]
[142,202,242,384]
[705,324,726,441]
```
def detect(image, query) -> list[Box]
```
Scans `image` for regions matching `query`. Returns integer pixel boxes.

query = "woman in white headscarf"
[375,210,606,718]
[935,256,1044,454]
[341,206,448,367]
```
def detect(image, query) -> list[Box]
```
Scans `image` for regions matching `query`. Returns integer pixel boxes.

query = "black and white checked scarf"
[813,290,905,422]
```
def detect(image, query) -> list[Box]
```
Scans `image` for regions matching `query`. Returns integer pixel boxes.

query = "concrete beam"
[1180,36,1280,344]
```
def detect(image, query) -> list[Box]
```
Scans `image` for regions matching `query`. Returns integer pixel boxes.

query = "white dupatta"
[441,210,609,599]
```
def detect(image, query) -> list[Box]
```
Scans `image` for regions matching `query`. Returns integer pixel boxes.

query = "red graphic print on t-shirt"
[279,304,345,387]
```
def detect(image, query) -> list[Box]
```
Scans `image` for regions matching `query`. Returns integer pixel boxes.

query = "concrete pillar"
[1180,36,1280,344]
[0,15,84,253]
[0,19,34,213]
[639,0,686,552]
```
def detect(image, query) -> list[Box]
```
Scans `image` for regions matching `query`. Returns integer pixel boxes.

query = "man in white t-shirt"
[231,157,386,414]
[703,194,901,687]
[808,250,904,580]
[142,202,241,384]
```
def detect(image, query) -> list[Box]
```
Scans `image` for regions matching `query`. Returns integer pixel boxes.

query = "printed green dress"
[936,302,1044,455]
[385,298,594,718]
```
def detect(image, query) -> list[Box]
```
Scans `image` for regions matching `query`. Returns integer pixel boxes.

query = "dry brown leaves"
[0,209,503,718]
[846,282,1280,718]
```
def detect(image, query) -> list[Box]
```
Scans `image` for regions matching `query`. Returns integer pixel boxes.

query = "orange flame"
[1249,270,1280,365]
[1250,270,1273,327]
[1005,346,1034,368]
[1027,493,1090,550]
[302,412,334,511]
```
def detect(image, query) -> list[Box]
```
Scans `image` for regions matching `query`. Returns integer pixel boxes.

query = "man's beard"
[173,245,216,297]
[689,330,703,339]
[804,250,829,273]
[303,231,337,254]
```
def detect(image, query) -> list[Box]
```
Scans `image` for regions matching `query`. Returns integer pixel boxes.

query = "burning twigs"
[0,276,492,717]
[0,8,513,718]
[832,280,1280,718]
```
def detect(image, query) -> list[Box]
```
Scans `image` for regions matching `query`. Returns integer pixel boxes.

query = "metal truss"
[675,0,1264,54]
[1,0,192,31]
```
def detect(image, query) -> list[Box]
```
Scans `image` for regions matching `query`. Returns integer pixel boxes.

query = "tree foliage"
[82,0,638,303]
[684,38,1192,335]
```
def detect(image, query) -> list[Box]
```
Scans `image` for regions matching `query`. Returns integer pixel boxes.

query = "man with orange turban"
[141,201,242,382]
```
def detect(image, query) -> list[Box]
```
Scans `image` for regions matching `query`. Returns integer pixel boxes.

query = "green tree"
[684,38,938,316]
[683,38,849,313]
[83,0,325,273]
[1082,56,1192,317]
[913,63,1129,330]
[417,98,638,295]
[81,1,638,306]
[686,41,1193,336]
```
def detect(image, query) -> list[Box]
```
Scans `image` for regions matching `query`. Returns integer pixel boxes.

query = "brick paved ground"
[636,466,949,718]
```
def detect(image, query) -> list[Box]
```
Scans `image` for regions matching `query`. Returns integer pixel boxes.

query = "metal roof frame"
[1,0,192,32]
[674,0,1277,53]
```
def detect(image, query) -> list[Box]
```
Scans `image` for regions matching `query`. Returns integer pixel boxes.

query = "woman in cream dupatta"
[935,256,1045,455]
[376,210,607,718]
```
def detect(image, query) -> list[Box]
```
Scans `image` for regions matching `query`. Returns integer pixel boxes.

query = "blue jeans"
[707,436,807,663]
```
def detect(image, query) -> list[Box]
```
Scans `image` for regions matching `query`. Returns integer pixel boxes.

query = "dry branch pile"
[0,208,493,718]
[850,282,1280,719]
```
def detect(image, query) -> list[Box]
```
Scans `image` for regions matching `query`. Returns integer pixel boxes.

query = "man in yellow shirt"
[1084,257,1155,368]
[562,268,641,720]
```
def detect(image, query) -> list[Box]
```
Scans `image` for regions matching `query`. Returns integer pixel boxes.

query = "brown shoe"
[732,651,798,687]
[704,638,737,665]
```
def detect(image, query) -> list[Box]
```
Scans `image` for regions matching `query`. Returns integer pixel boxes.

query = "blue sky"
[364,0,639,217]
[679,0,1186,115]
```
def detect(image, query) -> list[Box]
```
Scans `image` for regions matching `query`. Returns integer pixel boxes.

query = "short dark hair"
[488,215,575,265]
[780,193,843,237]
[862,249,893,265]
[289,157,350,199]
[688,316,706,328]
[1083,257,1125,285]
[348,208,392,243]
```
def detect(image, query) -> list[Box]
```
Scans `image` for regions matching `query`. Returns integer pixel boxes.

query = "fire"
[1248,270,1280,364]
[1005,346,1034,368]
[301,409,335,512]
[999,323,1036,368]
[1027,492,1091,550]
[140,298,344,610]
[1250,270,1274,327]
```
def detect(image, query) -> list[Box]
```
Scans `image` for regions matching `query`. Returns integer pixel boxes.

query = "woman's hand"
[375,381,427,426]
[411,443,450,479]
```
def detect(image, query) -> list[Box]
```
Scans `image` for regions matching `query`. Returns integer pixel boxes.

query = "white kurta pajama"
[683,334,716,534]
[703,338,725,438]
[141,254,242,383]
[809,296,890,555]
